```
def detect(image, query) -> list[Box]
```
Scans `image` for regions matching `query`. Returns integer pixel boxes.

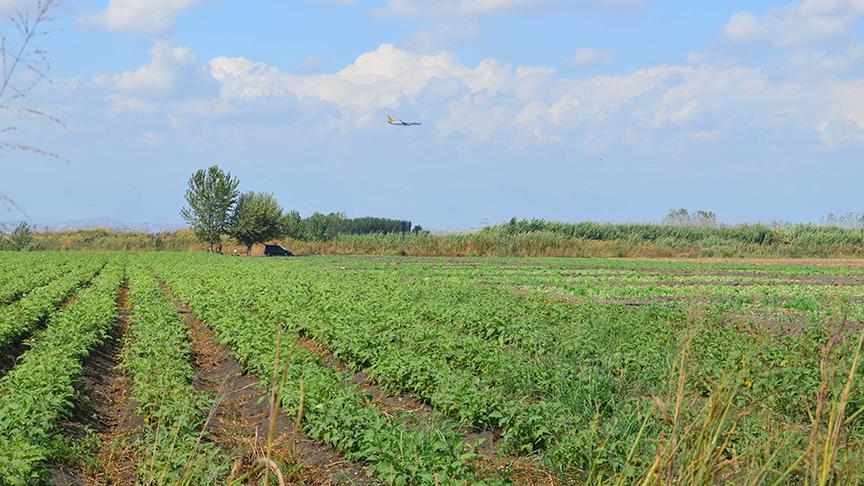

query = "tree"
[9,221,33,251]
[692,210,717,228]
[281,210,303,239]
[662,208,690,226]
[303,212,345,241]
[180,165,239,253]
[1,1,64,216]
[228,192,285,255]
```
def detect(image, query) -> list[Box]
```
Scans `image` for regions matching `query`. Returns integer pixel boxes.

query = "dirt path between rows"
[51,280,141,485]
[158,280,368,485]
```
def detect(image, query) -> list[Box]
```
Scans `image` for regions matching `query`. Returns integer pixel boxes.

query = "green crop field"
[1,252,863,485]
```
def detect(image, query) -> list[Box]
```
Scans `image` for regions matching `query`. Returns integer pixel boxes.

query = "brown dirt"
[50,280,141,486]
[158,281,368,485]
[0,339,29,378]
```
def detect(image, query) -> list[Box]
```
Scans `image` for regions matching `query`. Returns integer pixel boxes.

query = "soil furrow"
[158,280,368,485]
[50,280,140,485]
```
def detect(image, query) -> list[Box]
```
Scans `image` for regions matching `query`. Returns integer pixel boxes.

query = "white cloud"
[117,43,196,94]
[376,0,640,18]
[725,0,864,46]
[765,44,864,80]
[80,0,204,36]
[91,42,218,102]
[200,44,812,147]
[569,47,614,67]
[70,41,864,151]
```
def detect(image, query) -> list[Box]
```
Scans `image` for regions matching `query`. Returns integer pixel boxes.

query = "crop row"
[195,256,862,475]
[168,257,676,475]
[0,253,63,289]
[0,262,123,484]
[0,260,75,305]
[0,259,105,352]
[155,260,494,485]
[362,258,859,430]
[121,263,224,484]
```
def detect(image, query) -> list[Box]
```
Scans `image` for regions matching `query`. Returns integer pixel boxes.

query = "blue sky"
[3,0,864,229]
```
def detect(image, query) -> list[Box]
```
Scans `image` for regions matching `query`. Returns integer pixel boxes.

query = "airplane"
[388,115,422,126]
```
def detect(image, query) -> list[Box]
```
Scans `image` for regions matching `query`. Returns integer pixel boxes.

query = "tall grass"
[595,323,864,485]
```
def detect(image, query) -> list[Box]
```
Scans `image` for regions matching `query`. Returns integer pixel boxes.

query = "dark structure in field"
[264,244,293,257]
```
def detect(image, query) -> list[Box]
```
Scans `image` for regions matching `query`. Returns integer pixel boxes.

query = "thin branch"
[0,141,69,163]
[0,193,30,218]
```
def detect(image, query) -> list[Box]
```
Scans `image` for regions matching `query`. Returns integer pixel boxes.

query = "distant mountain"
[1,218,186,233]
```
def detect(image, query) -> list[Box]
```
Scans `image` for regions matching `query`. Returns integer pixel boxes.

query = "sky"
[2,0,864,229]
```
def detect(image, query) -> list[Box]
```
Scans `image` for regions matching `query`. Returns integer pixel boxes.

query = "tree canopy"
[180,165,239,252]
[228,192,285,255]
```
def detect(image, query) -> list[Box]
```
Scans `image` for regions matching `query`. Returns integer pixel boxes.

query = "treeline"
[179,165,421,254]
[283,212,425,241]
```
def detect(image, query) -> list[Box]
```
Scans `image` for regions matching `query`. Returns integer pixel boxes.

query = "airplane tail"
[387,115,395,124]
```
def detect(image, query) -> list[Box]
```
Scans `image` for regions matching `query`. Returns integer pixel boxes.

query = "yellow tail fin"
[387,115,394,123]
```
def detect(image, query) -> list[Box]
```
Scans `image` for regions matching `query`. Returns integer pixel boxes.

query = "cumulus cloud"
[196,43,864,149]
[92,42,218,103]
[376,0,640,18]
[569,47,614,67]
[68,41,864,152]
[80,0,204,36]
[208,44,557,134]
[725,0,864,46]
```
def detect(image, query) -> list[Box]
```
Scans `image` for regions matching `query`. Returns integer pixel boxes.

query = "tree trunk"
[246,243,253,256]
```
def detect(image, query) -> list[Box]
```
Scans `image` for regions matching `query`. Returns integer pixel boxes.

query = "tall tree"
[180,165,239,253]
[228,192,285,255]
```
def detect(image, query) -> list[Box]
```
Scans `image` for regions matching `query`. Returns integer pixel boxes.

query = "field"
[1,252,863,484]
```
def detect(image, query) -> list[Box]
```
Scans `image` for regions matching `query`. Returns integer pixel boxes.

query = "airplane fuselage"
[388,116,422,126]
